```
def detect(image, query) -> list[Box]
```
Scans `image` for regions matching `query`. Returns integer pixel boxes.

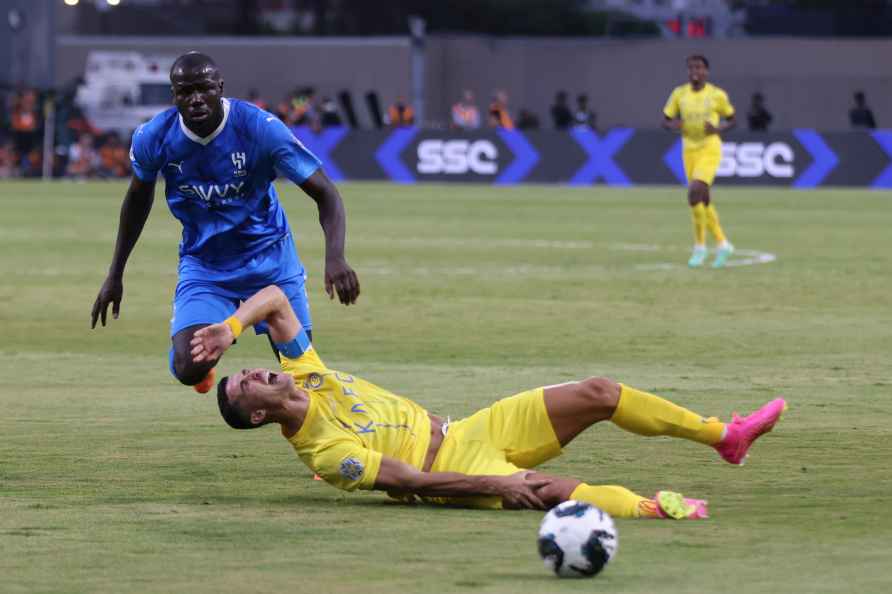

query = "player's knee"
[172,350,212,386]
[576,377,620,415]
[688,184,706,205]
[531,475,580,508]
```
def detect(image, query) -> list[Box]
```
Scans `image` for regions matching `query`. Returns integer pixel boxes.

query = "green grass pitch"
[1,180,890,593]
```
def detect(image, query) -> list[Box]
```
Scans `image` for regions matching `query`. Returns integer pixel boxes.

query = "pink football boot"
[714,398,787,465]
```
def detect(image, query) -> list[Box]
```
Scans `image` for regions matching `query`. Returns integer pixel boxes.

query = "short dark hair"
[170,52,219,80]
[687,54,709,69]
[217,376,257,430]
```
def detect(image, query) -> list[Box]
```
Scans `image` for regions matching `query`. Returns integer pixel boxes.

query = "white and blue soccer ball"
[537,501,618,578]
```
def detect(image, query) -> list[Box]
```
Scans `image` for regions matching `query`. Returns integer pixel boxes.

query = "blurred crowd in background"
[1,86,129,179]
[0,82,879,180]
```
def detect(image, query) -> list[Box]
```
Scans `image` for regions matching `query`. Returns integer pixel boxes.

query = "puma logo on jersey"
[167,161,185,173]
[178,181,245,202]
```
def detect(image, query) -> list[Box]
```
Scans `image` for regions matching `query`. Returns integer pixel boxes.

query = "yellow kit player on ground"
[190,284,787,519]
[662,54,737,268]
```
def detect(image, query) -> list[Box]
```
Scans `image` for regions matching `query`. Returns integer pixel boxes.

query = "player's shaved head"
[170,51,225,135]
[217,377,257,430]
[170,52,221,81]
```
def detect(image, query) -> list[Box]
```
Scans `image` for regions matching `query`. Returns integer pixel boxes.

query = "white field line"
[357,238,776,270]
[614,244,777,270]
[353,237,595,249]
[359,264,609,277]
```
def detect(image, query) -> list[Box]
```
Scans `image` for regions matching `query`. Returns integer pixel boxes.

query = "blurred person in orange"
[98,133,131,178]
[488,91,514,129]
[451,90,480,130]
[67,133,99,178]
[387,97,415,127]
[10,89,41,161]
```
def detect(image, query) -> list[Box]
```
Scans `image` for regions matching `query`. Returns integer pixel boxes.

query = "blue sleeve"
[129,124,161,181]
[262,116,322,185]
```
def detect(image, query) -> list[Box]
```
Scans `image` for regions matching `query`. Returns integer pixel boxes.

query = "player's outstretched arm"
[190,285,301,363]
[374,456,552,510]
[91,176,156,328]
[299,170,361,306]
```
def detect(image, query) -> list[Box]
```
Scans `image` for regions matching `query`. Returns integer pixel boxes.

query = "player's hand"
[664,119,683,132]
[91,276,124,328]
[704,121,719,135]
[190,323,235,363]
[498,472,552,510]
[324,257,360,305]
[386,489,419,504]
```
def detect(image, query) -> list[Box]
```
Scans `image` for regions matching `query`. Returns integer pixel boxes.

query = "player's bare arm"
[374,456,553,510]
[704,113,736,135]
[91,175,156,328]
[190,285,300,363]
[661,115,682,132]
[299,169,360,305]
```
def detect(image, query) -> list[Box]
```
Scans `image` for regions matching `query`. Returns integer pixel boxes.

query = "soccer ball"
[537,501,618,578]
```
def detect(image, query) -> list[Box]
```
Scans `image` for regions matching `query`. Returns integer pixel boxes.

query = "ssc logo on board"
[718,142,795,178]
[416,139,499,175]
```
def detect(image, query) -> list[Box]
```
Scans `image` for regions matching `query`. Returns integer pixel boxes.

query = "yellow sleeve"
[312,439,383,492]
[716,89,735,118]
[662,88,680,119]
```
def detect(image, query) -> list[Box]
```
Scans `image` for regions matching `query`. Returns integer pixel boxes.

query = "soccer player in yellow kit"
[662,55,737,268]
[191,285,786,518]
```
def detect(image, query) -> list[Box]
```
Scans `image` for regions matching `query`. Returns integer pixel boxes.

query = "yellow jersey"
[662,82,735,151]
[281,348,432,492]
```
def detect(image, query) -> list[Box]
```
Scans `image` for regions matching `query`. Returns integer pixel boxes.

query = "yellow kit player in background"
[662,54,737,268]
[190,284,786,519]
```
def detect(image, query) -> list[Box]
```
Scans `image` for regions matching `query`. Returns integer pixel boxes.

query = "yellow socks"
[569,484,659,519]
[610,385,725,445]
[705,204,727,244]
[690,203,707,246]
[570,386,725,520]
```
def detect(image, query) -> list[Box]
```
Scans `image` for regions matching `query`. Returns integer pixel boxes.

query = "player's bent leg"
[543,477,708,520]
[687,181,709,267]
[611,386,787,464]
[542,378,621,447]
[692,151,734,268]
[168,279,238,389]
[171,324,219,387]
[687,180,709,207]
[610,384,725,445]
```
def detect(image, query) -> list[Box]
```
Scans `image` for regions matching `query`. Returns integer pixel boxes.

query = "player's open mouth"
[267,372,279,385]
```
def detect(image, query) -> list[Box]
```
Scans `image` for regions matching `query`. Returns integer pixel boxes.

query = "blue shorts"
[168,234,312,374]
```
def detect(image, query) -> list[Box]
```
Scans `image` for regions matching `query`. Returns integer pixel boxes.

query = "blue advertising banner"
[291,126,892,188]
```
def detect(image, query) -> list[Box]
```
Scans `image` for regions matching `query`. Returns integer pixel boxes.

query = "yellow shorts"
[425,388,562,509]
[683,147,721,186]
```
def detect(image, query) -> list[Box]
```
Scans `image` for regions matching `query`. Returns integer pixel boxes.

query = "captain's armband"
[275,327,312,359]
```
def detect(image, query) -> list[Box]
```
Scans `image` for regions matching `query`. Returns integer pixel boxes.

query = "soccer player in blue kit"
[90,52,360,393]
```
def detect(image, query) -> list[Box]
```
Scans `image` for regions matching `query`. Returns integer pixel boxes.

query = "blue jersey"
[129,98,321,268]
